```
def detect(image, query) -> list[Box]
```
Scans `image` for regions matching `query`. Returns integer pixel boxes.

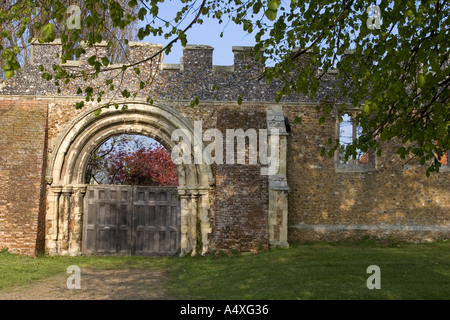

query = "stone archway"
[45,102,214,256]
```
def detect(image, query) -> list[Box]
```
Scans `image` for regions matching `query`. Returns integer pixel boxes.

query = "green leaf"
[190,97,200,107]
[179,32,187,47]
[121,89,130,98]
[87,55,97,66]
[267,0,281,11]
[4,70,14,79]
[85,86,93,95]
[362,101,371,114]
[101,57,110,67]
[265,9,277,21]
[253,2,262,14]
[417,74,425,88]
[138,8,147,20]
[405,9,414,20]
[41,23,55,42]
[75,101,84,109]
[320,147,326,157]
[2,62,12,71]
[41,72,52,81]
[1,49,13,61]
[11,61,20,71]
[275,91,282,103]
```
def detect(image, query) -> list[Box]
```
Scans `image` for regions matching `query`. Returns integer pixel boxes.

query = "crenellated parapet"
[0,39,343,103]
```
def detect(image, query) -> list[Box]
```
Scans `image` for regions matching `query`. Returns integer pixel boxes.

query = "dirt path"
[0,268,172,300]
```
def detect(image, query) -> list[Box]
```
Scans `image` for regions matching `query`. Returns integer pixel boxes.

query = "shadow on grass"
[1,239,450,300]
[164,239,450,300]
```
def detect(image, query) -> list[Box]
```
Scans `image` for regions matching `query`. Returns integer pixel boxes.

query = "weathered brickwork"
[214,105,269,252]
[0,40,449,256]
[0,99,48,255]
[284,105,450,242]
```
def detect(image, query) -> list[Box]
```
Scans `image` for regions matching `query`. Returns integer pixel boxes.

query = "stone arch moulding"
[45,101,214,256]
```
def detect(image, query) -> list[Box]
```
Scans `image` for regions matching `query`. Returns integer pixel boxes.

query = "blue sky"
[140,2,256,66]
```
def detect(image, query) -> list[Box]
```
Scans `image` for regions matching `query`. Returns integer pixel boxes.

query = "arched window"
[434,146,449,167]
[336,113,375,172]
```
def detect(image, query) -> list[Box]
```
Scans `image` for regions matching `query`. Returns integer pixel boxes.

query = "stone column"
[179,192,190,256]
[69,186,86,256]
[268,189,289,247]
[58,187,73,255]
[179,188,208,256]
[198,190,212,255]
[45,186,61,255]
[189,192,199,256]
[266,105,289,248]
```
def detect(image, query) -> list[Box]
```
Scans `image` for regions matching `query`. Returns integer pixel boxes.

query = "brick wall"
[1,97,450,255]
[0,99,48,255]
[0,39,449,255]
[285,104,450,242]
[213,105,269,252]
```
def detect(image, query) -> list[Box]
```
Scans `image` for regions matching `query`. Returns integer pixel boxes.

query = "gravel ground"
[0,268,172,300]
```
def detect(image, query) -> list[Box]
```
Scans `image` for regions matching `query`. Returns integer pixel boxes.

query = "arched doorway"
[45,102,214,256]
[83,134,180,256]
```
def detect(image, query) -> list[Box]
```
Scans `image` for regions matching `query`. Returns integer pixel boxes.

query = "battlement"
[2,39,342,102]
[29,39,267,74]
[29,39,345,75]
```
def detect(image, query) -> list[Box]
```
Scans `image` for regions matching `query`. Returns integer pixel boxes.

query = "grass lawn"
[1,239,450,299]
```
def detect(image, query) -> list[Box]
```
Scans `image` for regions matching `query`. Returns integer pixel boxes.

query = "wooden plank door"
[83,185,180,256]
[132,187,180,256]
[83,186,132,255]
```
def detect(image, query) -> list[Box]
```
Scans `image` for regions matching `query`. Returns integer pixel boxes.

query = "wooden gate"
[83,185,180,256]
